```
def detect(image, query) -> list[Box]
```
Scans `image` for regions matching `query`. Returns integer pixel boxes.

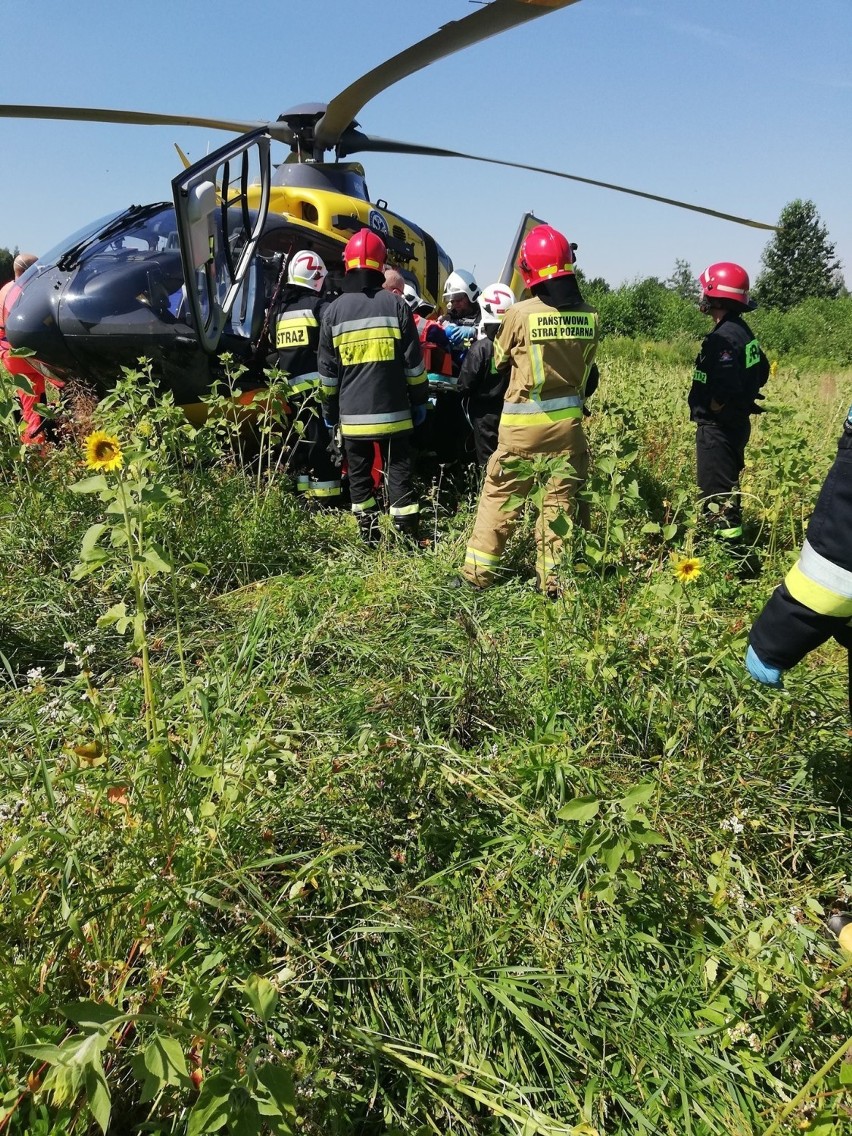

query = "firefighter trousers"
[462,431,589,589]
[291,398,341,503]
[695,418,750,539]
[345,434,419,543]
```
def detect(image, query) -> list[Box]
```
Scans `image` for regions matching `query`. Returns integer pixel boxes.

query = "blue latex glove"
[745,644,783,688]
[323,417,336,429]
[412,404,428,427]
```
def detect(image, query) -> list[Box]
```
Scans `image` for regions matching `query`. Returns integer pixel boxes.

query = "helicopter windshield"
[38,211,126,267]
[65,204,179,264]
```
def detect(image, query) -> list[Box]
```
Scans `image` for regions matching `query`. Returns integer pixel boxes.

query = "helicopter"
[0,0,776,423]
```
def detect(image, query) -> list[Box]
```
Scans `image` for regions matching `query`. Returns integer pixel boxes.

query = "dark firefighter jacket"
[749,418,852,670]
[271,287,328,396]
[689,312,769,426]
[457,335,506,412]
[318,282,426,440]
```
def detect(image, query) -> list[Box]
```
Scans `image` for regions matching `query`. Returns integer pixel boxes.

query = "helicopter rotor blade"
[340,133,778,232]
[0,104,296,146]
[314,0,581,151]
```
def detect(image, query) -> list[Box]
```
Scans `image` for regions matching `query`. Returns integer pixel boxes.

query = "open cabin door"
[499,212,549,300]
[172,129,271,353]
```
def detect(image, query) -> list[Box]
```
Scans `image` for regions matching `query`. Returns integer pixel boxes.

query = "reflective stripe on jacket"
[271,290,328,396]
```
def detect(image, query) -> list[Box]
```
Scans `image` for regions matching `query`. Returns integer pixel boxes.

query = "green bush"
[585,281,852,368]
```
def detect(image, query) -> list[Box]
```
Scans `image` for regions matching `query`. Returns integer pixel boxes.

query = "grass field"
[1,353,850,1135]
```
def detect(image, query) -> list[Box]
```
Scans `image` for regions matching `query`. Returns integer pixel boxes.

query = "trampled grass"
[0,355,850,1135]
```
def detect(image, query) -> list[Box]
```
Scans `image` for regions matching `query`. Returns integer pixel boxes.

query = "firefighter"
[457,282,515,467]
[270,250,342,507]
[459,225,599,595]
[690,262,769,545]
[747,407,852,718]
[440,269,481,360]
[431,269,481,476]
[318,230,427,546]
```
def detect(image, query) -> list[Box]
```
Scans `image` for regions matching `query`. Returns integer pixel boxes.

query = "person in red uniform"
[318,231,427,546]
[0,252,61,443]
[403,282,453,382]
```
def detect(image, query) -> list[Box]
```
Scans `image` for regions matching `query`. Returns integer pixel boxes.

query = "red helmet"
[343,229,386,273]
[698,262,752,309]
[517,225,575,289]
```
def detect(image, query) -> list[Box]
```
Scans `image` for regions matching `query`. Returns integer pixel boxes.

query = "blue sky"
[3,0,850,291]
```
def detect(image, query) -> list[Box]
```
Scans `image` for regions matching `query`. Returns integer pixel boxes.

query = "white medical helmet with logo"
[478,283,515,326]
[403,282,424,310]
[287,250,328,292]
[442,269,480,304]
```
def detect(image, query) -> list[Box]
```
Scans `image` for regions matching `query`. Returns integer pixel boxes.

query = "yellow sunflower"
[84,431,123,472]
[673,556,702,584]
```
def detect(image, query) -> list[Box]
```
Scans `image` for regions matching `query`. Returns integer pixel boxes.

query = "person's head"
[383,268,405,296]
[698,262,756,319]
[287,250,328,292]
[477,282,515,337]
[442,269,480,319]
[517,225,575,292]
[343,229,387,275]
[13,253,37,278]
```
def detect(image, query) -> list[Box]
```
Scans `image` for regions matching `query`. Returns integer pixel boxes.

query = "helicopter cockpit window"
[81,206,180,259]
[38,211,123,268]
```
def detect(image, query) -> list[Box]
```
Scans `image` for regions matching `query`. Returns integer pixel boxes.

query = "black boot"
[392,514,421,546]
[357,510,381,548]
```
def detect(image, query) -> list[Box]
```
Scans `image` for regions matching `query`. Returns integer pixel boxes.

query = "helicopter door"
[499,212,548,300]
[172,128,271,353]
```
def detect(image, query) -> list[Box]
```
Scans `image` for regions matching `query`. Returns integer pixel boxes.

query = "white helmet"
[478,282,515,326]
[287,250,328,292]
[403,282,424,310]
[442,268,480,305]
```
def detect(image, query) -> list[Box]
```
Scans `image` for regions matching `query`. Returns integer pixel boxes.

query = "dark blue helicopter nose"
[5,268,78,373]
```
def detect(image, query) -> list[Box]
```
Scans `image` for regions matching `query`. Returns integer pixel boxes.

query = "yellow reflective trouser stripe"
[288,372,321,394]
[296,474,309,492]
[719,525,743,539]
[785,540,852,617]
[406,370,427,386]
[352,497,377,513]
[465,547,501,568]
[307,479,341,498]
[390,503,420,516]
[342,419,412,437]
[786,563,852,618]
